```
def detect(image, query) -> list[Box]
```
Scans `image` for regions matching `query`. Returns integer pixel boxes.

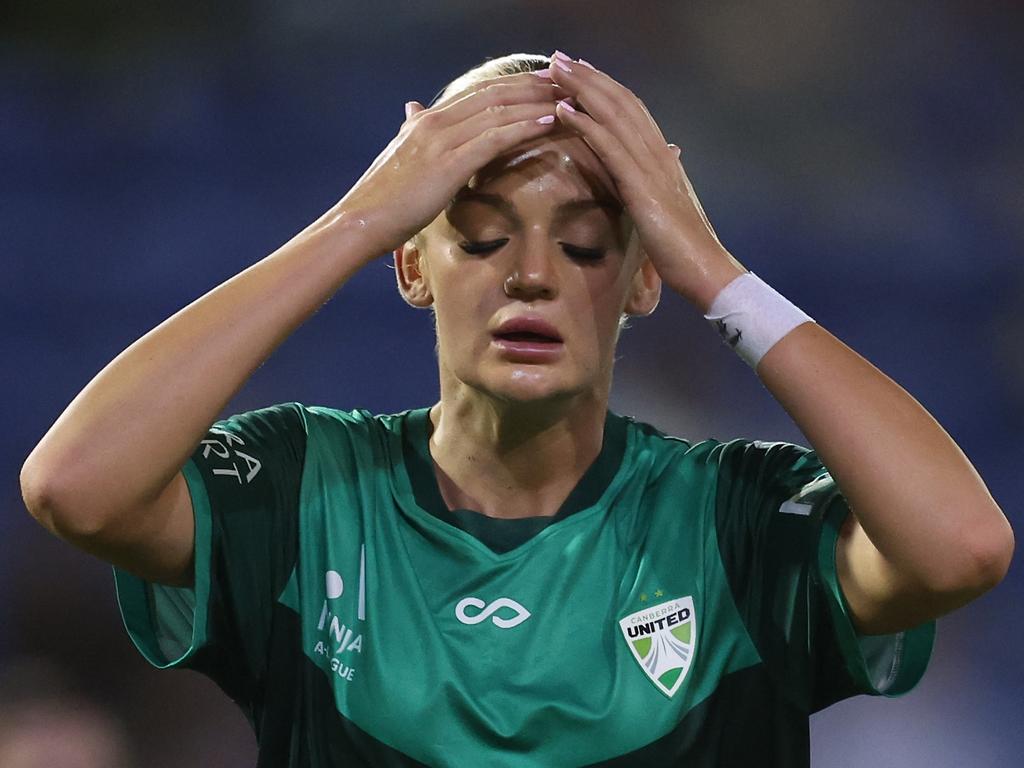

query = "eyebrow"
[448,189,623,223]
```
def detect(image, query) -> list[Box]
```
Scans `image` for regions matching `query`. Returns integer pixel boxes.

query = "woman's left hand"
[545,50,747,311]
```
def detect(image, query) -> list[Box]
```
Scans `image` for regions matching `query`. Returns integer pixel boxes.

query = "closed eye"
[562,245,606,262]
[458,239,605,262]
[458,240,507,255]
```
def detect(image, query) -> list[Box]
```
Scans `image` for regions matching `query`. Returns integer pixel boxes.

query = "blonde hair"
[427,53,551,108]
[419,53,637,334]
[410,53,550,259]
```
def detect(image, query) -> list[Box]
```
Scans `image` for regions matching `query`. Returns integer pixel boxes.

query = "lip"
[490,315,565,363]
[492,316,563,342]
[490,336,564,362]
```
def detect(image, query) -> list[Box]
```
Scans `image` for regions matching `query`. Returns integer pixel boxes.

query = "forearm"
[21,203,377,529]
[756,320,1013,593]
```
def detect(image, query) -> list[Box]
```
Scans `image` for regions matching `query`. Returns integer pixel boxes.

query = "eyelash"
[459,239,605,262]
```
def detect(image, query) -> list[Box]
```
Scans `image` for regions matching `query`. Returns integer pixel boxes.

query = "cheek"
[431,270,492,353]
[562,293,618,371]
[581,270,631,329]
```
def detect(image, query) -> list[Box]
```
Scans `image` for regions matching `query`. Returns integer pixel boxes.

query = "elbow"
[973,509,1015,591]
[20,453,109,542]
[953,506,1015,597]
[20,452,57,529]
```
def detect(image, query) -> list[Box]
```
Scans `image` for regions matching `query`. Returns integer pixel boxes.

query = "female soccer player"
[21,50,1013,766]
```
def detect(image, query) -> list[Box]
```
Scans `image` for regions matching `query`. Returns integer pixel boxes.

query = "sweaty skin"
[401,48,1013,637]
[396,124,661,521]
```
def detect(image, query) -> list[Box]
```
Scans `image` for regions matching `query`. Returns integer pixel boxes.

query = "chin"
[476,368,583,405]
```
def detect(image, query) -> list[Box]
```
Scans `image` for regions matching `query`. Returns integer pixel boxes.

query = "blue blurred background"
[2,1,1021,765]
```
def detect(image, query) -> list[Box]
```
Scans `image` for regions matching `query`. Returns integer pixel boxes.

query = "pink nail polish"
[530,68,552,78]
[553,58,572,73]
[578,58,597,71]
[557,99,576,113]
[552,50,572,62]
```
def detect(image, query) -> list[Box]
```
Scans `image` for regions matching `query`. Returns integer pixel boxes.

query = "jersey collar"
[401,406,628,554]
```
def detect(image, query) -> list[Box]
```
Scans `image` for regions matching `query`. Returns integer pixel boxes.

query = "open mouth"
[494,331,561,343]
[490,315,564,360]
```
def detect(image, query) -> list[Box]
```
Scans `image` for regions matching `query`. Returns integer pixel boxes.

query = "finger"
[449,112,561,181]
[572,59,667,144]
[557,60,666,151]
[552,99,636,198]
[555,97,667,187]
[668,143,682,158]
[430,71,568,116]
[549,55,669,162]
[424,80,568,141]
[404,100,424,120]
[441,100,560,152]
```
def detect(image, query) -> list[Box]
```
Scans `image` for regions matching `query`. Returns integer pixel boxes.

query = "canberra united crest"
[619,596,697,698]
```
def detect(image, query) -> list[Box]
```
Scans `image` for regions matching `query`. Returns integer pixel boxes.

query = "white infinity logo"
[455,597,532,629]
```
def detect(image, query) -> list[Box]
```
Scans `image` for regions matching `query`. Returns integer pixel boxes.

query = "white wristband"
[702,271,815,369]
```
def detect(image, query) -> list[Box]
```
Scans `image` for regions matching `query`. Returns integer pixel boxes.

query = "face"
[401,125,660,406]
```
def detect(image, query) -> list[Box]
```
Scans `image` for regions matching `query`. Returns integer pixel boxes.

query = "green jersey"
[113,403,934,767]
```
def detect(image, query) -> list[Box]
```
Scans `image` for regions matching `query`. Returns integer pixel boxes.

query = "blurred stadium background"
[2,1,1021,765]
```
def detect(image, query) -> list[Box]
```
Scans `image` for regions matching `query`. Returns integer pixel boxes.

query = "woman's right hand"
[333,71,571,259]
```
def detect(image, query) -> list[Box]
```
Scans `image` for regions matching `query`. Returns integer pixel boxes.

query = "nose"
[503,237,559,302]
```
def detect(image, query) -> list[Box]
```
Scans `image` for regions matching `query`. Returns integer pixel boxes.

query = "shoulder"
[226,402,411,430]
[614,410,721,467]
[302,404,418,435]
[290,404,432,462]
[614,411,822,481]
[209,403,410,453]
[214,401,310,436]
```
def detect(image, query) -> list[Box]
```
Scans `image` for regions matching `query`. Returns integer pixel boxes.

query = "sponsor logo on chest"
[311,545,367,684]
[454,596,531,628]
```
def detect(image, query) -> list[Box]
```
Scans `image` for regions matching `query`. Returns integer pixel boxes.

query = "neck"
[426,391,608,520]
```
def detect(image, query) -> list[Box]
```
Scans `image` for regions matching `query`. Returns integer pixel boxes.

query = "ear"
[393,238,434,308]
[623,248,662,317]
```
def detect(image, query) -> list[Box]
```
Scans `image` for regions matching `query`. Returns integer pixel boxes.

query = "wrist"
[702,272,816,370]
[305,202,392,267]
[684,250,749,313]
[695,269,747,314]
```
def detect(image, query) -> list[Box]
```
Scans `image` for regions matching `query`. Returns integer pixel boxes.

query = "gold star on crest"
[654,589,664,598]
[639,593,648,602]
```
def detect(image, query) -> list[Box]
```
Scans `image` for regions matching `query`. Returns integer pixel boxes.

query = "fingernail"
[536,114,556,124]
[557,98,576,113]
[552,50,572,62]
[577,58,597,70]
[530,68,552,78]
[553,58,572,73]
[404,101,413,119]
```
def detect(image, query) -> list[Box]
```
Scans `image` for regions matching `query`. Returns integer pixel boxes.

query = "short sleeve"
[113,402,307,709]
[711,438,935,713]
